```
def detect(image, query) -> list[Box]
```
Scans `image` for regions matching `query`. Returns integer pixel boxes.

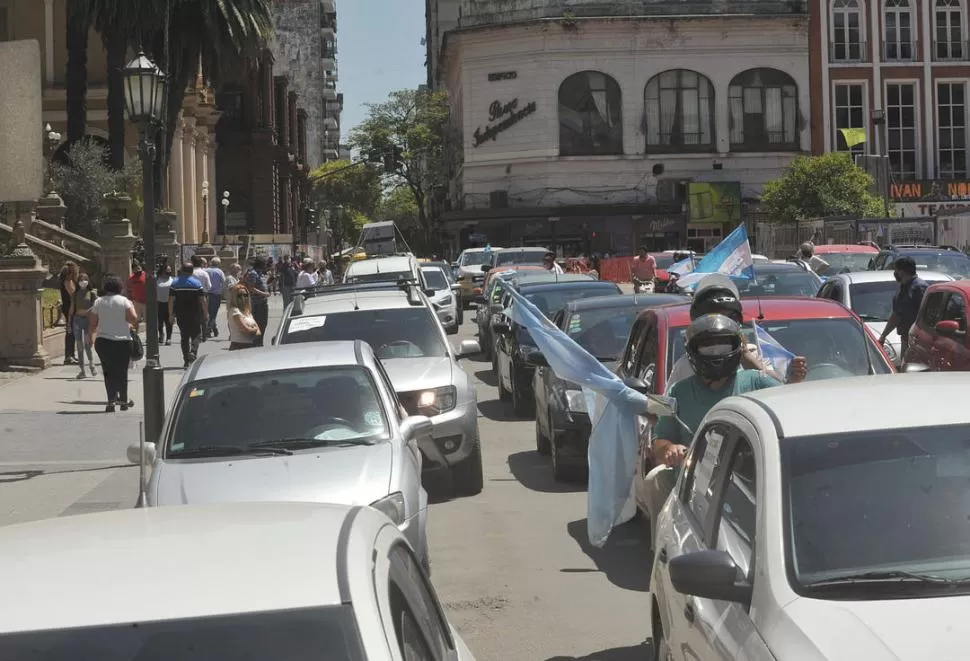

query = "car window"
[906,252,970,279]
[822,252,878,274]
[635,322,658,391]
[374,359,407,421]
[830,281,844,302]
[817,281,834,300]
[388,544,453,661]
[874,254,888,270]
[567,306,641,362]
[918,291,948,331]
[732,271,821,298]
[421,268,449,291]
[715,436,758,577]
[680,424,727,538]
[849,280,945,323]
[346,270,412,284]
[282,308,448,358]
[523,284,621,318]
[941,293,968,331]
[495,249,547,266]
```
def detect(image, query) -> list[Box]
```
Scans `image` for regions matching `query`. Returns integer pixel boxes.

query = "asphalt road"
[0,291,651,660]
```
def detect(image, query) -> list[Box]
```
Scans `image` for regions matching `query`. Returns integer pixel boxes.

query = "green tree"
[349,89,450,248]
[309,160,382,250]
[761,153,887,223]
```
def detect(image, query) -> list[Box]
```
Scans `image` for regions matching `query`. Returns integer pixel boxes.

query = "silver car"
[126,341,434,568]
[273,281,484,496]
[422,265,461,334]
[817,269,953,366]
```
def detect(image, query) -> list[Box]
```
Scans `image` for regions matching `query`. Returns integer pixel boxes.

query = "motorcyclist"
[643,313,785,551]
[630,246,656,293]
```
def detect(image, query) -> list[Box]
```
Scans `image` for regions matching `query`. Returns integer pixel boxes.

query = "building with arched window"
[430,0,810,255]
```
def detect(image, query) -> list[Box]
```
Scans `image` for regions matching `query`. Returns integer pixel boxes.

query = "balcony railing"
[883,40,918,62]
[324,81,337,91]
[322,47,337,61]
[933,40,969,61]
[829,40,868,63]
[320,12,337,31]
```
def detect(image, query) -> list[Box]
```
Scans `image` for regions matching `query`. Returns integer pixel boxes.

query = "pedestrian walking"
[87,274,138,412]
[69,271,97,379]
[266,257,278,295]
[317,260,335,286]
[169,262,207,368]
[205,257,226,338]
[243,257,271,346]
[191,255,213,341]
[278,255,297,307]
[58,261,79,365]
[126,261,148,323]
[156,264,173,345]
[227,284,260,350]
[879,256,928,363]
[296,258,317,289]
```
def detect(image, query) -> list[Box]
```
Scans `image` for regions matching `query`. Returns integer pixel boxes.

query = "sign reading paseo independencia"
[473,98,537,148]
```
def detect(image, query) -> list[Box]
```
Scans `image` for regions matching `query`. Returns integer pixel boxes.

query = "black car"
[868,245,970,280]
[529,293,688,482]
[494,277,622,416]
[476,269,533,361]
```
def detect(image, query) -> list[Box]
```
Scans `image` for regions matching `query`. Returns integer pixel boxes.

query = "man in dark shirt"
[878,256,928,362]
[278,255,298,308]
[168,262,208,367]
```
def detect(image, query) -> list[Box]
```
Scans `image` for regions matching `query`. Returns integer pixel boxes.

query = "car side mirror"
[525,350,548,367]
[450,283,461,292]
[457,339,481,357]
[935,319,962,337]
[622,376,649,393]
[450,262,458,268]
[902,362,931,373]
[423,288,435,297]
[127,441,156,466]
[400,416,433,440]
[669,549,752,604]
[481,264,492,273]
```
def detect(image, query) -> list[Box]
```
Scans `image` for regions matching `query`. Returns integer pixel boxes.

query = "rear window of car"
[495,250,547,266]
[281,307,448,358]
[522,283,621,318]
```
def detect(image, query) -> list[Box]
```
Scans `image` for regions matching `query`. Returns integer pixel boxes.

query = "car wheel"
[511,377,533,417]
[452,438,484,496]
[497,373,511,401]
[652,620,671,661]
[535,416,551,455]
[457,306,464,325]
[482,334,493,361]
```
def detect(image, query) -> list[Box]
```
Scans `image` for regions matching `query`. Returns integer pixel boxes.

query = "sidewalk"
[0,296,286,526]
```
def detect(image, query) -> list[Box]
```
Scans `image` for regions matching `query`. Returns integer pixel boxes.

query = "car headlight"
[565,389,587,413]
[370,492,406,525]
[436,294,453,306]
[417,386,457,415]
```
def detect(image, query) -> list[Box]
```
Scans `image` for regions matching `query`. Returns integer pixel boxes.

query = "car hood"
[152,443,393,506]
[768,594,970,661]
[865,321,902,347]
[459,266,486,278]
[382,356,453,392]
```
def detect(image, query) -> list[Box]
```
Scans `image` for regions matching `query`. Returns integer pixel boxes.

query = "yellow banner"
[839,127,867,148]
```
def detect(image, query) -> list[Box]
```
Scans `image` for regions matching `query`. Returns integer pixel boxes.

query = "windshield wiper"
[804,570,952,588]
[171,445,293,458]
[252,437,376,449]
[857,313,887,322]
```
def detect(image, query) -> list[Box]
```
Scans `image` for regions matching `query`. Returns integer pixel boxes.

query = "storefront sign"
[487,71,517,81]
[472,98,537,148]
[895,202,970,217]
[635,216,684,234]
[890,180,970,202]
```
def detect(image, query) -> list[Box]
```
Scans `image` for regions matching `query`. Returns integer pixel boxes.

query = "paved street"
[0,290,649,661]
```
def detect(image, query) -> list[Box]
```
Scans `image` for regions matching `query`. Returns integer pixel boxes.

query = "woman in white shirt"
[227,284,260,350]
[156,264,173,345]
[88,274,138,412]
[296,259,317,289]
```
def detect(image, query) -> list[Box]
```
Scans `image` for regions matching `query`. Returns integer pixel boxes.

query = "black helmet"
[690,274,743,323]
[686,314,744,381]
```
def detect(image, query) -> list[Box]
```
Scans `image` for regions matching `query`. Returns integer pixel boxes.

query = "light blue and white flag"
[673,224,756,291]
[505,288,646,548]
[667,256,695,277]
[751,319,795,377]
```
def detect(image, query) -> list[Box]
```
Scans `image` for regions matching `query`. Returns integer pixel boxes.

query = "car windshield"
[523,284,620,318]
[460,251,490,266]
[167,366,390,455]
[496,250,547,266]
[653,254,676,270]
[422,268,449,291]
[282,308,448,359]
[668,317,892,381]
[0,606,365,661]
[906,252,970,279]
[819,252,876,274]
[566,306,639,360]
[345,270,411,284]
[850,279,949,322]
[783,424,970,594]
[731,271,821,298]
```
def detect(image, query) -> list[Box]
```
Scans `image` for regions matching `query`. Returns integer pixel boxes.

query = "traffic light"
[383,145,404,172]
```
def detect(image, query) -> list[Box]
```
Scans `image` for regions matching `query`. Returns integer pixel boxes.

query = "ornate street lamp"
[201,180,210,244]
[123,52,166,445]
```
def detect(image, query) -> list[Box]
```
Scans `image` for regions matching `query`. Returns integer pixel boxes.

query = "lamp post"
[221,191,230,238]
[870,108,891,218]
[123,52,167,445]
[201,181,210,244]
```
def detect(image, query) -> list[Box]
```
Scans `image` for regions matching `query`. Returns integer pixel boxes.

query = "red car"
[905,280,970,371]
[813,243,879,273]
[614,297,895,516]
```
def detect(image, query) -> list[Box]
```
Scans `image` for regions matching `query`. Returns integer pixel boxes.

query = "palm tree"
[65,1,92,147]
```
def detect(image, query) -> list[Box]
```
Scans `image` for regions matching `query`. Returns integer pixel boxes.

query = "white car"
[344,254,425,287]
[422,265,461,334]
[817,270,953,365]
[0,502,478,660]
[649,373,970,661]
[455,247,502,307]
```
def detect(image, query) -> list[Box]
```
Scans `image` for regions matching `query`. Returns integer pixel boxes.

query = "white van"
[343,254,424,286]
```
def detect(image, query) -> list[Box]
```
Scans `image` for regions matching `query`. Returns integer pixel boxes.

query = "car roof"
[514,273,596,286]
[927,279,970,293]
[517,278,618,292]
[658,297,857,327]
[346,255,414,274]
[567,293,689,312]
[813,244,879,254]
[499,247,548,253]
[299,288,417,314]
[890,246,967,255]
[0,503,390,633]
[189,341,370,381]
[830,270,954,284]
[750,262,805,273]
[738,373,970,438]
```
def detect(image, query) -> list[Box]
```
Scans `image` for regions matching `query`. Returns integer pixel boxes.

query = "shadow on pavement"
[474,369,497,387]
[56,410,108,415]
[476,399,521,422]
[58,400,109,406]
[545,643,651,661]
[564,518,650,592]
[0,464,130,483]
[507,451,585,494]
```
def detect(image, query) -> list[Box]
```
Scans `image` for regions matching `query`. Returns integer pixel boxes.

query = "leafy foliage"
[761,153,887,223]
[349,89,450,249]
[309,160,382,249]
[51,139,141,240]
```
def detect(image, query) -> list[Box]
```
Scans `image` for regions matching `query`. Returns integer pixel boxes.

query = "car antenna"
[756,295,765,320]
[352,280,360,311]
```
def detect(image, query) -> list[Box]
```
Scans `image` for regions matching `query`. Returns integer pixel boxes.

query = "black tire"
[452,440,484,496]
[498,373,511,401]
[511,377,533,417]
[457,305,464,325]
[652,617,670,661]
[481,332,492,361]
[552,440,583,483]
[535,416,551,455]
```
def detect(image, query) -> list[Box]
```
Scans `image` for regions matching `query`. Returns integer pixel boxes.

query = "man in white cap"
[295,258,317,290]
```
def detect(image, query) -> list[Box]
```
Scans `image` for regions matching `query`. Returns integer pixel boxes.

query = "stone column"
[181,117,198,244]
[0,221,52,368]
[169,118,185,235]
[99,192,137,282]
[207,139,218,240]
[195,130,208,242]
[154,210,180,269]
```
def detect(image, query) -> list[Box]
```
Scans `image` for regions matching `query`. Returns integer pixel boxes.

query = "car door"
[657,423,733,661]
[534,310,565,434]
[632,319,660,484]
[908,290,948,367]
[933,291,970,371]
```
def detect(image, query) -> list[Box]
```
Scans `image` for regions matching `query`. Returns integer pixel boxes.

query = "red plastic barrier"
[599,256,636,283]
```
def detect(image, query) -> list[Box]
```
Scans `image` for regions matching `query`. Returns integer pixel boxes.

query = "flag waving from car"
[751,319,795,377]
[673,224,756,291]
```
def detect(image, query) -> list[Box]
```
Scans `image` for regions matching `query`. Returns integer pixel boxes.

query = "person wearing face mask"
[878,256,928,362]
[643,313,783,552]
[69,272,97,379]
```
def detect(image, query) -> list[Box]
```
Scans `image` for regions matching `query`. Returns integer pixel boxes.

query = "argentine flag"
[674,224,756,291]
[751,320,795,377]
[667,255,695,277]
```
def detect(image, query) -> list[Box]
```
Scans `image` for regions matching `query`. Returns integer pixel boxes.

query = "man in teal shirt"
[645,313,785,550]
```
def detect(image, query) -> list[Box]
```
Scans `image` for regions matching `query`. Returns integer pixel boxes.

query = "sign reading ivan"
[472,98,537,148]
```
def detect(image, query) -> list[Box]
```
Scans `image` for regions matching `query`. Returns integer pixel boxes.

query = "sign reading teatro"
[472,98,537,148]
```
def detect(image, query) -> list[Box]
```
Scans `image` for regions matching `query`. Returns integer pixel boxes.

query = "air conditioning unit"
[655,180,689,204]
[489,190,509,209]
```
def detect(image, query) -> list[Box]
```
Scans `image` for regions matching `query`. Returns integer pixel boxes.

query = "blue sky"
[338,0,427,141]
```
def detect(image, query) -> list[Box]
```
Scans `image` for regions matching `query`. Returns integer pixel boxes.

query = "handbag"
[130,329,144,360]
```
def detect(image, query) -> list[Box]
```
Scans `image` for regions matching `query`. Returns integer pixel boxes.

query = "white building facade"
[436,8,811,254]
